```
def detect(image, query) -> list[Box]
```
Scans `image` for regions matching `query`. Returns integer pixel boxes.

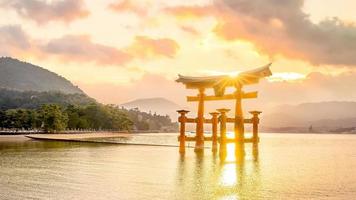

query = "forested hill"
[0,57,83,94]
[0,57,178,132]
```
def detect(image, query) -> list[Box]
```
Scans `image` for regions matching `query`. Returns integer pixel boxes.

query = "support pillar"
[195,88,205,153]
[234,85,244,143]
[217,108,230,158]
[210,112,219,153]
[249,111,262,144]
[177,110,189,154]
[252,143,259,161]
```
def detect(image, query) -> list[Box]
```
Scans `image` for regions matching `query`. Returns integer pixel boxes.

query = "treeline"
[0,104,133,132]
[123,107,177,131]
[0,104,178,133]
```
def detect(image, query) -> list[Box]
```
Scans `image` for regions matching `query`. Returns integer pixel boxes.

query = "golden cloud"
[108,0,147,16]
[127,36,180,59]
[42,35,133,65]
[0,25,180,66]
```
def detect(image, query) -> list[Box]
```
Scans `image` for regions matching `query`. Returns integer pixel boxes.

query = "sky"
[1,0,356,109]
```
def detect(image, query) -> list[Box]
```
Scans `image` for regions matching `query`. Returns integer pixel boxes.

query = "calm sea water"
[1,133,356,200]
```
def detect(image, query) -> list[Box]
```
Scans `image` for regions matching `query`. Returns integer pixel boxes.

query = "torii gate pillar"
[195,88,205,152]
[234,84,244,143]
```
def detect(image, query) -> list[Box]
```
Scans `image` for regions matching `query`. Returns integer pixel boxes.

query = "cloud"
[257,72,356,107]
[164,5,216,19]
[108,0,147,16]
[0,0,89,24]
[42,35,133,65]
[0,25,31,56]
[43,35,180,65]
[164,1,356,66]
[127,36,180,59]
[214,0,356,66]
[180,25,199,35]
[0,24,180,66]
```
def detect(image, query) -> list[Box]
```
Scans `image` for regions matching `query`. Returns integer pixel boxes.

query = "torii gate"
[176,63,272,153]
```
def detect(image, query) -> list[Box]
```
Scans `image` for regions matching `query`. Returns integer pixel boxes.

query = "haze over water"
[1,133,355,200]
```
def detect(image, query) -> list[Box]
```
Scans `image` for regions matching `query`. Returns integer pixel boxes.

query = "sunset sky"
[1,0,356,108]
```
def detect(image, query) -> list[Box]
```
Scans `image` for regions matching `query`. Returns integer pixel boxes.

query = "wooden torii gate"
[176,64,272,153]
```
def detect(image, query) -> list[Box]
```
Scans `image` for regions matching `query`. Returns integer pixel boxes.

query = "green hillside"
[0,88,96,110]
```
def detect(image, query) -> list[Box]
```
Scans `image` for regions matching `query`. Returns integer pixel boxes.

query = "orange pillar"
[249,111,262,144]
[234,85,244,143]
[210,112,219,153]
[195,88,205,153]
[177,110,189,154]
[217,108,230,157]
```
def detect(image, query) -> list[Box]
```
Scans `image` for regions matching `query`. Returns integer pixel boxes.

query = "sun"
[200,70,241,77]
[227,71,241,78]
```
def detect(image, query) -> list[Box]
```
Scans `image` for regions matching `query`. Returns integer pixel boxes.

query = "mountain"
[0,57,95,109]
[0,57,83,94]
[120,98,181,121]
[262,101,356,131]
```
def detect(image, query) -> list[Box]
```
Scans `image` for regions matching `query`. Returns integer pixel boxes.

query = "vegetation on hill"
[122,107,177,131]
[0,57,83,94]
[0,88,96,110]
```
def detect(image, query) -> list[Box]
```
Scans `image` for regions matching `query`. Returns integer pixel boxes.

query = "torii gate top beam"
[176,63,272,91]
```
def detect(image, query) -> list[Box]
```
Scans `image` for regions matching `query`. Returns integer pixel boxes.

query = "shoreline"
[1,132,355,143]
[1,131,355,137]
[1,131,355,136]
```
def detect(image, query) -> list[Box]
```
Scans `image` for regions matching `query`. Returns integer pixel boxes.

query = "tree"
[1,109,36,130]
[65,104,90,129]
[104,105,133,130]
[37,104,68,132]
[0,110,5,128]
[82,103,108,129]
[65,105,80,129]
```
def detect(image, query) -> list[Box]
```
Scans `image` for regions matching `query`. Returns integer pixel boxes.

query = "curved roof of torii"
[176,63,272,89]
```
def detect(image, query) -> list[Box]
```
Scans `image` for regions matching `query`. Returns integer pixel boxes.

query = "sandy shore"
[0,135,31,142]
[0,132,132,143]
[26,132,131,140]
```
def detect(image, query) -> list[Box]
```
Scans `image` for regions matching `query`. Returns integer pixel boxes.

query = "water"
[1,133,356,200]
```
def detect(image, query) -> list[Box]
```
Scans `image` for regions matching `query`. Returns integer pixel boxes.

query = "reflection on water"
[1,134,356,199]
[176,143,261,200]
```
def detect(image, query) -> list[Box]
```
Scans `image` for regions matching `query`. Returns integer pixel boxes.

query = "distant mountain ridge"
[263,101,356,131]
[120,97,181,120]
[0,57,83,94]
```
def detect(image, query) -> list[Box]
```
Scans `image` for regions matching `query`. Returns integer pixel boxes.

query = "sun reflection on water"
[176,141,260,200]
[220,163,237,186]
[226,132,235,139]
[225,143,237,162]
[219,194,239,200]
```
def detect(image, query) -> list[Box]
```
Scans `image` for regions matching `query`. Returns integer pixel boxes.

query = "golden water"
[1,133,355,199]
